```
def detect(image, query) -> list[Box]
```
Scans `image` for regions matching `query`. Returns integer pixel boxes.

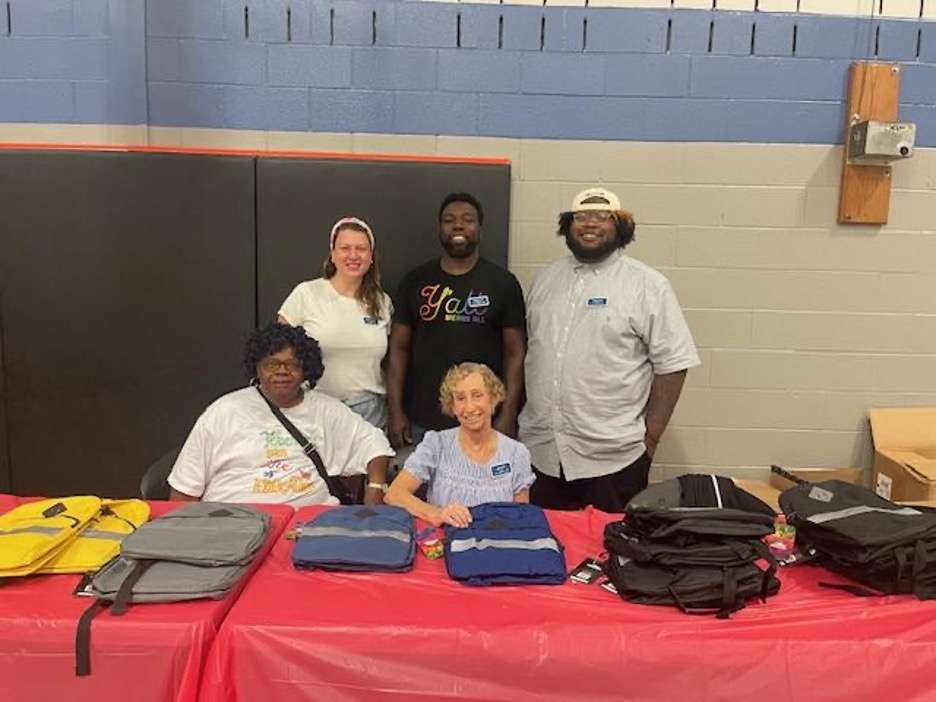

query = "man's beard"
[564,231,618,262]
[441,236,479,259]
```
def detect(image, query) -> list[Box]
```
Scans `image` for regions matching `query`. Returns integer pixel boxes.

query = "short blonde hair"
[439,362,506,417]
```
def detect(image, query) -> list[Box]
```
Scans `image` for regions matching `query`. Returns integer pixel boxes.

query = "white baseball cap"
[570,187,621,212]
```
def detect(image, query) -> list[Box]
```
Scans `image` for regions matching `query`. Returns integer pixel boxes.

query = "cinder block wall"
[2,0,935,479]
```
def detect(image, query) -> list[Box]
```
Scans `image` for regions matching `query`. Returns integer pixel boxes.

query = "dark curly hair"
[438,192,484,225]
[243,322,324,388]
[557,209,636,248]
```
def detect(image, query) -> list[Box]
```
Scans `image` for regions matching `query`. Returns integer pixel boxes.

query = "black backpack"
[604,557,780,616]
[606,520,769,569]
[780,479,936,599]
[604,475,781,618]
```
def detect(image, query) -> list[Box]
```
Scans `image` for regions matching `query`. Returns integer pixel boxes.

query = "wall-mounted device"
[847,120,916,165]
[839,63,904,225]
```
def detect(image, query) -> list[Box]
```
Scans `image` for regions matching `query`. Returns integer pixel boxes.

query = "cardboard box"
[870,408,936,502]
[735,467,865,513]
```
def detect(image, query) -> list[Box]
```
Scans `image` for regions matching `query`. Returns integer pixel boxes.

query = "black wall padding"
[0,150,510,498]
[0,313,9,493]
[0,151,256,498]
[256,158,511,324]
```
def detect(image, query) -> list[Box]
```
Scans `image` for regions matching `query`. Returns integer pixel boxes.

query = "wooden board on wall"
[838,62,901,225]
[0,151,256,497]
[255,157,511,324]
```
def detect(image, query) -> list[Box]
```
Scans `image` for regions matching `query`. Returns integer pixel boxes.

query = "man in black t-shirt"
[387,192,526,448]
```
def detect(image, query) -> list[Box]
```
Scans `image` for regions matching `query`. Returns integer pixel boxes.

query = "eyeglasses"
[572,211,613,223]
[258,359,302,373]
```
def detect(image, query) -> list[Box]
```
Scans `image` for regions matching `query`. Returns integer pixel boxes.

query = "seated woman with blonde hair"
[385,362,534,528]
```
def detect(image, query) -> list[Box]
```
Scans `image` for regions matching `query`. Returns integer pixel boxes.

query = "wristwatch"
[367,482,388,492]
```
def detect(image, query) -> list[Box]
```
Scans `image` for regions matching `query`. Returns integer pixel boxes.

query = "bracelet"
[367,482,388,492]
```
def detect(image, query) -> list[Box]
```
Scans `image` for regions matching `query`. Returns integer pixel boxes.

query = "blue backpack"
[292,505,415,572]
[444,503,566,586]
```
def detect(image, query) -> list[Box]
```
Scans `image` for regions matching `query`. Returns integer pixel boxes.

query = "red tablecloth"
[201,505,936,702]
[0,498,293,702]
[0,493,22,513]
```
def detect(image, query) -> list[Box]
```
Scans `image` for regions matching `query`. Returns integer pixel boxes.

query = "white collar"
[571,248,621,273]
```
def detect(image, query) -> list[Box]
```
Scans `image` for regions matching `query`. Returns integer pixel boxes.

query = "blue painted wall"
[0,0,146,125]
[1,0,934,145]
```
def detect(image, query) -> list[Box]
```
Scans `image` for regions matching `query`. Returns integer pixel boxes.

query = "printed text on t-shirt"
[418,284,490,323]
[251,429,314,495]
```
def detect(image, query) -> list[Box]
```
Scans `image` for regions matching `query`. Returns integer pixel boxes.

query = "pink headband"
[329,216,375,250]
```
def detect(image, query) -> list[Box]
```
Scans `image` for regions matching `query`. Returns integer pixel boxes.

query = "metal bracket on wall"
[838,62,901,226]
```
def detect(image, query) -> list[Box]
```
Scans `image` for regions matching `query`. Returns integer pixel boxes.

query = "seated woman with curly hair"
[385,362,535,527]
[168,322,393,507]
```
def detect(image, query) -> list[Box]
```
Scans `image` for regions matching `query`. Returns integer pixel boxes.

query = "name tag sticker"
[362,316,379,325]
[491,463,511,477]
[467,294,490,308]
[586,297,608,307]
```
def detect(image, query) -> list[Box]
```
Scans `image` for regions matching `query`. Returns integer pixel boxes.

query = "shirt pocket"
[591,300,647,356]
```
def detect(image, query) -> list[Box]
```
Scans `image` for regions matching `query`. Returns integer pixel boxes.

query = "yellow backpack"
[37,499,151,574]
[0,496,103,577]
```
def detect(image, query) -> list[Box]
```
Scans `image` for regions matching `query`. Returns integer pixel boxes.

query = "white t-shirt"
[279,278,392,401]
[168,387,394,508]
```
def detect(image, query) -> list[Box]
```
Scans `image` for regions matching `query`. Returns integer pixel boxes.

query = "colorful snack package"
[415,525,446,560]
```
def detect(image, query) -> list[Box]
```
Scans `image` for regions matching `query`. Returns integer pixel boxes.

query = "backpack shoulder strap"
[75,557,153,677]
[255,387,349,503]
[76,599,109,676]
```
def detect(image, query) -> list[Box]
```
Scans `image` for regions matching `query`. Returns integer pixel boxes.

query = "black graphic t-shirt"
[394,257,526,430]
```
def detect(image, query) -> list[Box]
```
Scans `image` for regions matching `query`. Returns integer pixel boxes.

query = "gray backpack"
[76,503,271,676]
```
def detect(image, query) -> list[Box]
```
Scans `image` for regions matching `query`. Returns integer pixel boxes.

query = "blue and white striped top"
[405,429,536,508]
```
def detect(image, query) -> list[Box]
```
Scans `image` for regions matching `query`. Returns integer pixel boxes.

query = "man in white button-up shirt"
[518,187,700,512]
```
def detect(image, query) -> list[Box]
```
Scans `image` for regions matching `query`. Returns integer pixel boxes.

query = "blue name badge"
[363,316,379,325]
[491,463,511,477]
[586,297,608,307]
[467,294,490,309]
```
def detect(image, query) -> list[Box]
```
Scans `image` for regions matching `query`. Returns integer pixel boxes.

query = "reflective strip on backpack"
[301,526,411,544]
[808,505,923,524]
[449,537,560,554]
[0,525,63,537]
[711,475,724,509]
[78,529,126,541]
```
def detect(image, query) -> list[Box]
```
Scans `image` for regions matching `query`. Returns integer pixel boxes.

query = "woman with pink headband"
[278,216,392,432]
